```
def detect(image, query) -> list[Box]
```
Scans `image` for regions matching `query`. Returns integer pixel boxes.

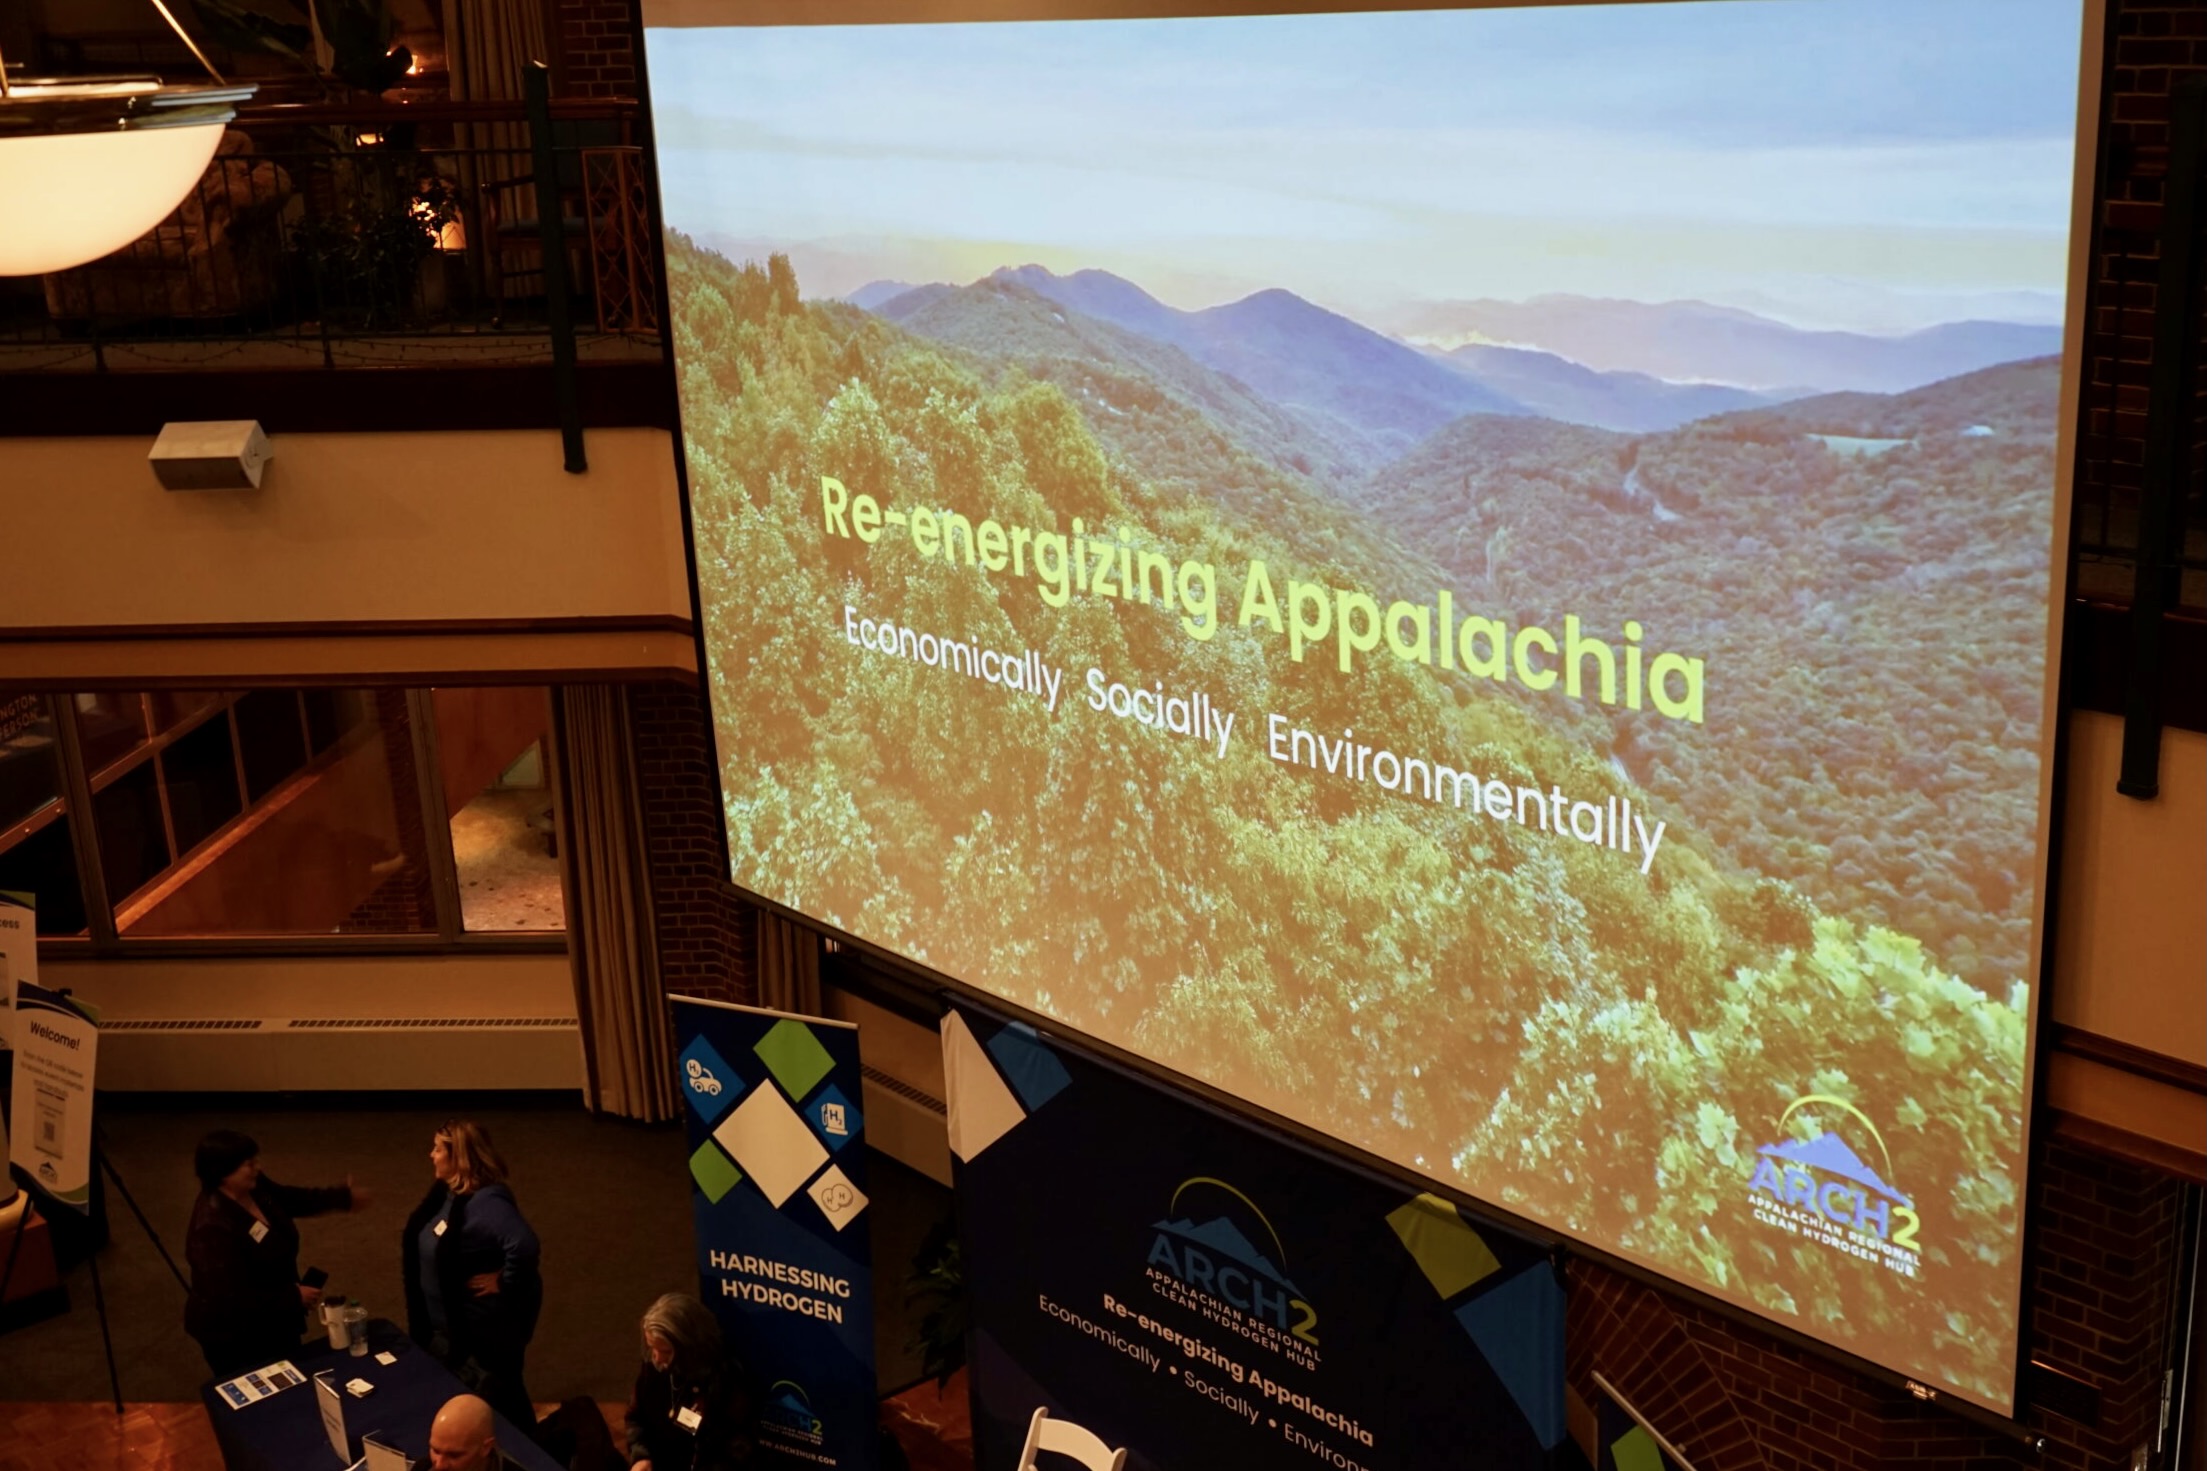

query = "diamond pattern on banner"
[1386,1193,1501,1300]
[984,1023,1072,1111]
[714,1079,830,1208]
[753,1017,837,1102]
[941,1011,1026,1163]
[1454,1264,1567,1449]
[678,1035,744,1125]
[804,1083,862,1152]
[805,1162,869,1232]
[688,1140,744,1205]
[1610,1427,1666,1471]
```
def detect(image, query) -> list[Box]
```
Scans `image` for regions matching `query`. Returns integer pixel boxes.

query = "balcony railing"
[0,98,660,376]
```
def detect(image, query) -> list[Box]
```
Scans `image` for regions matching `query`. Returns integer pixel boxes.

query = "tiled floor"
[449,787,566,931]
[0,1373,977,1471]
[0,1401,218,1471]
[882,1373,976,1471]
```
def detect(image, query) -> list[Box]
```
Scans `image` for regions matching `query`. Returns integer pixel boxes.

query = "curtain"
[555,685,678,1122]
[446,0,552,295]
[446,0,549,107]
[755,908,823,1017]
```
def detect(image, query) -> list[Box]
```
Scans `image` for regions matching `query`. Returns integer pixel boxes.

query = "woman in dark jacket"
[183,1130,367,1377]
[401,1119,543,1435]
[625,1292,758,1471]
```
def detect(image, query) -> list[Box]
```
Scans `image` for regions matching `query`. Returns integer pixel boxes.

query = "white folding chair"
[1015,1406,1128,1471]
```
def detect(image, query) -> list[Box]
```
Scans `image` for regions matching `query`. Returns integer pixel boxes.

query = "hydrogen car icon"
[686,1058,723,1096]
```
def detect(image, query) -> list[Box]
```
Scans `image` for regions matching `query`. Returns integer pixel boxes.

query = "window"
[6,686,568,948]
[431,687,566,933]
[0,694,88,936]
[114,689,439,938]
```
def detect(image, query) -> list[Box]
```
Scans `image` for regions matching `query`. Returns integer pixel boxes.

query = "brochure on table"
[316,1370,350,1463]
[211,1360,306,1410]
[361,1432,413,1471]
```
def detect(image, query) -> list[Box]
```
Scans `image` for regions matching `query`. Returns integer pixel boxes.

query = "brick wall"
[554,0,637,98]
[2075,0,2207,603]
[1568,1135,2190,1470]
[626,679,754,1005]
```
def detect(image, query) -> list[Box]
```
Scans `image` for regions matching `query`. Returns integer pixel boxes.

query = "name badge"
[675,1406,702,1432]
[432,1219,447,1237]
[249,1221,270,1243]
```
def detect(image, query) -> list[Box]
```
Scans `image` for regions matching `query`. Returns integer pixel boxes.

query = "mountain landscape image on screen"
[648,0,2081,1414]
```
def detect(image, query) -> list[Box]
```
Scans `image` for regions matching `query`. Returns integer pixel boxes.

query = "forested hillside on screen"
[1364,358,2060,990]
[670,234,2045,1404]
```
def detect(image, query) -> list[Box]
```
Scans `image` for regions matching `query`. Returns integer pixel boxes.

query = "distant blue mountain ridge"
[868,267,1527,463]
[849,264,2058,447]
[986,265,1529,456]
[1757,1132,1913,1206]
[1152,1215,1303,1294]
[844,279,920,312]
[1380,293,2062,396]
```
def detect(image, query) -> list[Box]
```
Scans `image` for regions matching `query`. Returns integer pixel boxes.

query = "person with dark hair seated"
[624,1292,759,1471]
[183,1129,370,1377]
[403,1119,544,1438]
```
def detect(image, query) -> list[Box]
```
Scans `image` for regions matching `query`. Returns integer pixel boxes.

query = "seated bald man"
[428,1393,514,1471]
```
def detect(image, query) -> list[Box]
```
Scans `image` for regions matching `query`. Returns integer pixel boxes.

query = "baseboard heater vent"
[289,1017,576,1030]
[856,1063,951,1186]
[105,1018,266,1033]
[99,1016,582,1092]
[861,1063,946,1116]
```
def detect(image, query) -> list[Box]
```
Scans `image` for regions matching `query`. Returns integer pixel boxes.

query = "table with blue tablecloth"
[198,1319,565,1471]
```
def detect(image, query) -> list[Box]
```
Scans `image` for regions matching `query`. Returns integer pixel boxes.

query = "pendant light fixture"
[0,0,256,276]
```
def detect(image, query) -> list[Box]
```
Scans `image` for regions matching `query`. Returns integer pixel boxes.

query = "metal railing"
[0,98,660,373]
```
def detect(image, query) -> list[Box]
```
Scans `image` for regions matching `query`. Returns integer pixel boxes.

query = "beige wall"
[2043,711,2207,1169]
[42,952,584,1093]
[2051,712,2207,1066]
[44,950,575,1021]
[0,427,695,681]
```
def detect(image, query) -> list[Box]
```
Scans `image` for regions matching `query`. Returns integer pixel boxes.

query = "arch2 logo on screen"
[1745,1095,1923,1279]
[1146,1177,1321,1369]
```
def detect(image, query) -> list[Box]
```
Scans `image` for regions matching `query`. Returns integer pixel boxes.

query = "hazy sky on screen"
[645,0,2087,334]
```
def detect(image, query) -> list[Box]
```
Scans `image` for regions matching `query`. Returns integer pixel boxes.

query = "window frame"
[15,684,569,958]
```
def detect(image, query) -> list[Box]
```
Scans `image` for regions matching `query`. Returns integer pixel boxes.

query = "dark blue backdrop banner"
[673,996,877,1471]
[944,1000,1567,1471]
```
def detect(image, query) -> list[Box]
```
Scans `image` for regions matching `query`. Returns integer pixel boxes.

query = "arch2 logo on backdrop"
[763,1380,825,1446]
[1745,1095,1923,1278]
[1147,1177,1321,1370]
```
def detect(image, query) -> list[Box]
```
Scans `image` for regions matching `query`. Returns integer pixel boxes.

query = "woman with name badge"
[183,1129,371,1377]
[624,1292,759,1471]
[402,1119,544,1438]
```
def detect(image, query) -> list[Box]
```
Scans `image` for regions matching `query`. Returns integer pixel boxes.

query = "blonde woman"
[401,1120,543,1436]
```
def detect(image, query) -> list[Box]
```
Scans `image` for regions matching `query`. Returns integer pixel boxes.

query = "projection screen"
[645,0,2094,1416]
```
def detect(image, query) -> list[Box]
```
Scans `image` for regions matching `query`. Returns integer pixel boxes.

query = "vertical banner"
[672,996,877,1471]
[0,891,32,1204]
[0,889,35,1051]
[945,1000,1566,1471]
[8,982,97,1211]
